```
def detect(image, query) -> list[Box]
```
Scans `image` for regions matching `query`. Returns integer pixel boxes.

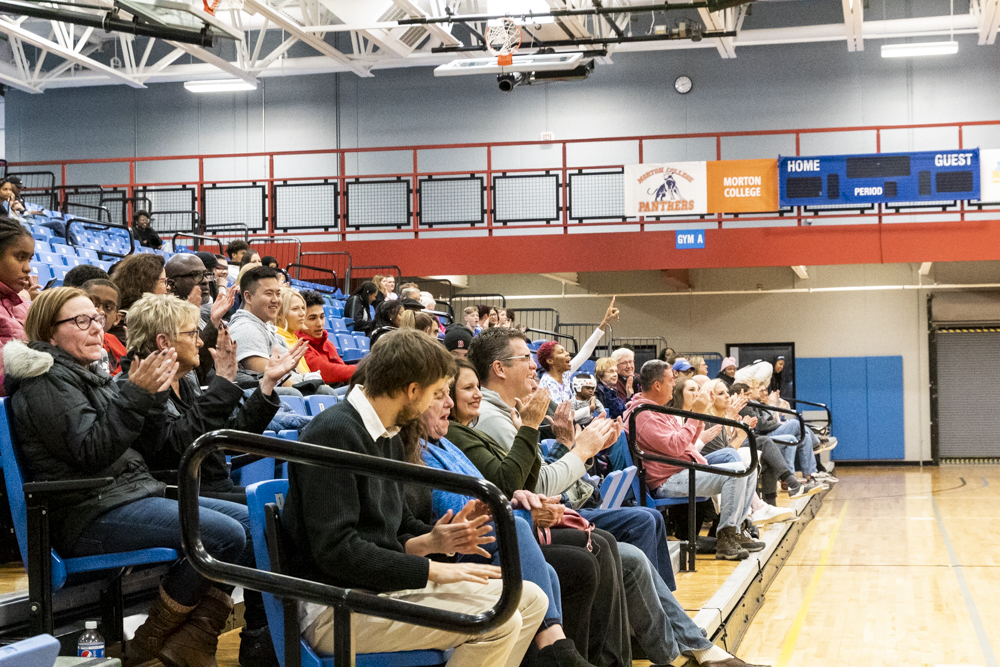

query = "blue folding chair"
[0,399,178,637]
[37,251,63,266]
[245,480,453,667]
[0,634,60,667]
[280,396,308,416]
[328,319,347,333]
[50,266,69,282]
[305,395,337,415]
[31,240,51,254]
[598,466,637,509]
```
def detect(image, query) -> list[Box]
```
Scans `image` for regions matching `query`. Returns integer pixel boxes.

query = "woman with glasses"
[2,287,256,667]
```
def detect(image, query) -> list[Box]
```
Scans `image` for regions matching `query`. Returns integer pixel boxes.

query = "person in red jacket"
[297,290,355,386]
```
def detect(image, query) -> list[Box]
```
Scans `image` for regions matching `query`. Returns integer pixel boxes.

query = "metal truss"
[0,0,991,93]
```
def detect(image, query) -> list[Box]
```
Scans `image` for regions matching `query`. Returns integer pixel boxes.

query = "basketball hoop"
[486,18,522,67]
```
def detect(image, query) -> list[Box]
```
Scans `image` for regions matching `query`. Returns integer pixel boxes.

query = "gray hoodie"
[475,387,593,507]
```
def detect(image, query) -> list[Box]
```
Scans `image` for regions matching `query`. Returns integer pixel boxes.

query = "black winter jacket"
[116,352,281,492]
[3,340,166,553]
[343,295,372,336]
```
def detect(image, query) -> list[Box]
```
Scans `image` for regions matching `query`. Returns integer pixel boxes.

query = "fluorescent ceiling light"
[881,41,958,58]
[434,53,582,76]
[184,79,257,92]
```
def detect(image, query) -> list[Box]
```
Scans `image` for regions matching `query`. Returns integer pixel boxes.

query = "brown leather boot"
[124,587,195,667]
[158,587,234,667]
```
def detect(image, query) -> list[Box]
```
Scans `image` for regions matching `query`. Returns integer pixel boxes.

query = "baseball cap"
[443,325,473,352]
[672,359,693,372]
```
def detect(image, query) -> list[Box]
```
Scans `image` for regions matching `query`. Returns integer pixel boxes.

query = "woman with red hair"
[537,297,619,404]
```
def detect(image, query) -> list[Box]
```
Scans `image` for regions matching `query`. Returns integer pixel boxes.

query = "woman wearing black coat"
[344,281,378,336]
[3,287,248,667]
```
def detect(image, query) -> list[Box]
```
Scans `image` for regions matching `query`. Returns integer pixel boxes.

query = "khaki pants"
[303,579,547,667]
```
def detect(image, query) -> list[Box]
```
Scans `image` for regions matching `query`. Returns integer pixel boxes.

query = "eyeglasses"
[175,329,200,341]
[173,271,212,282]
[54,312,107,330]
[501,353,533,363]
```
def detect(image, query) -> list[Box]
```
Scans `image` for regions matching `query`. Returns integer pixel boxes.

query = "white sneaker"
[751,504,795,526]
[813,472,839,484]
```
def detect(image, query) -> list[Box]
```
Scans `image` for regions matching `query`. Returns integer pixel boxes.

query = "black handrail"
[286,263,339,293]
[177,430,523,659]
[745,400,806,447]
[171,232,224,255]
[782,398,833,433]
[425,308,454,325]
[524,328,579,356]
[627,404,759,572]
[65,218,135,259]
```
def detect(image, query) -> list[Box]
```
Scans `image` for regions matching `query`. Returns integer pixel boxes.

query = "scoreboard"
[779,149,980,207]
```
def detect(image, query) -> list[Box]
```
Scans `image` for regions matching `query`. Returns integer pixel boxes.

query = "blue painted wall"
[797,355,905,461]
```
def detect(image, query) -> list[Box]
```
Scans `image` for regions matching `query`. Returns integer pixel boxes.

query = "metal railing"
[745,400,806,447]
[524,328,578,356]
[177,430,523,667]
[557,323,613,359]
[171,233,224,255]
[450,294,506,320]
[65,219,135,259]
[782,398,832,435]
[627,405,759,572]
[287,263,339,293]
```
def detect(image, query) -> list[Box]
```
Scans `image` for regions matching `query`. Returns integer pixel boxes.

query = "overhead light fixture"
[184,79,257,93]
[880,41,958,58]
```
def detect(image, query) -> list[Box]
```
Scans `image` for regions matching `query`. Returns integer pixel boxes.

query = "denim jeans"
[772,420,818,477]
[462,515,562,625]
[653,462,757,530]
[579,506,676,592]
[618,543,711,663]
[71,496,248,606]
[704,448,741,465]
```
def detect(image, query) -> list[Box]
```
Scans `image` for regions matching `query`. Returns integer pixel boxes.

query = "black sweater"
[281,399,432,592]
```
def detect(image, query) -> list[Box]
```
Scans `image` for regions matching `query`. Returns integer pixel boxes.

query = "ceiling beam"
[841,0,863,51]
[165,41,257,84]
[976,0,1000,44]
[0,60,42,93]
[698,6,737,58]
[243,0,372,77]
[0,16,144,87]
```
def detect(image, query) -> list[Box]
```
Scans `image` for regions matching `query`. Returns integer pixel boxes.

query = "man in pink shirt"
[624,359,759,561]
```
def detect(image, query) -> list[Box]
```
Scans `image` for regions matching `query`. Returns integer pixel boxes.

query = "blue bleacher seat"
[51,244,75,257]
[337,333,358,351]
[328,319,347,333]
[31,264,52,284]
[96,260,114,272]
[30,225,53,239]
[32,241,51,254]
[76,247,98,260]
[50,266,69,281]
[305,395,337,415]
[245,480,453,667]
[0,398,178,637]
[353,334,370,352]
[322,305,337,322]
[36,251,63,266]
[64,256,87,267]
[280,396,307,416]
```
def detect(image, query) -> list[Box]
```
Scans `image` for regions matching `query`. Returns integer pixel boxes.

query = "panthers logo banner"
[624,162,707,217]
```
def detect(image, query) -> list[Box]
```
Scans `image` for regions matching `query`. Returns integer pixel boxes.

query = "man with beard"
[282,329,548,666]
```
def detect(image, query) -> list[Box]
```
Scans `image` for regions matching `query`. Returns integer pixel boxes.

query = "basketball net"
[203,0,220,15]
[486,18,522,67]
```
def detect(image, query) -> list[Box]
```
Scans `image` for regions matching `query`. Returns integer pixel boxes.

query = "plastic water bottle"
[77,620,105,658]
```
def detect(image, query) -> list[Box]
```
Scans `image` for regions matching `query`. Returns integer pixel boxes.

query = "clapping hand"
[427,500,495,558]
[210,285,238,328]
[260,341,308,395]
[129,349,178,394]
[209,323,239,382]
